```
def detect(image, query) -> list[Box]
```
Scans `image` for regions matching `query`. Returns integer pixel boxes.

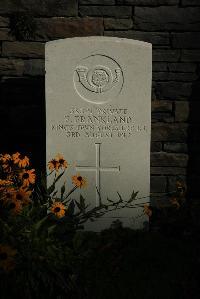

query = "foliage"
[0,152,148,299]
[0,152,190,298]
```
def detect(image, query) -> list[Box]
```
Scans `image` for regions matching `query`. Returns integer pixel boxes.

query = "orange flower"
[0,179,13,187]
[19,169,36,187]
[0,244,17,272]
[48,159,59,172]
[72,174,87,188]
[0,154,11,164]
[51,201,66,218]
[143,204,152,217]
[14,187,32,206]
[12,152,29,168]
[0,154,12,172]
[8,199,23,215]
[48,154,68,172]
[55,153,68,169]
[0,187,16,202]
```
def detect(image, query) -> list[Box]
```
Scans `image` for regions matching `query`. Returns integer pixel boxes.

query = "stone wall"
[0,0,199,210]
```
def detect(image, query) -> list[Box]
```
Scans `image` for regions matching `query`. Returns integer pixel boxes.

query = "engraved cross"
[76,143,120,206]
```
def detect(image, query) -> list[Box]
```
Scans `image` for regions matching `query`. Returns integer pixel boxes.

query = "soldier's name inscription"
[51,106,147,139]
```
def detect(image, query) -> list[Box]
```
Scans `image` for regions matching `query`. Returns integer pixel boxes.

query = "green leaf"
[80,195,86,214]
[117,192,123,203]
[61,183,65,199]
[75,200,82,211]
[47,182,55,195]
[74,195,86,213]
[80,194,86,209]
[107,197,113,203]
[54,171,65,184]
[67,200,75,216]
[128,190,139,202]
[52,190,58,197]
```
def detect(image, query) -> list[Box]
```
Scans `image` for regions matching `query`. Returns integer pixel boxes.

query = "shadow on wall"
[188,71,200,228]
[0,76,46,170]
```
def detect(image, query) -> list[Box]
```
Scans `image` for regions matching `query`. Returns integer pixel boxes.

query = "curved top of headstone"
[45,33,152,231]
[45,36,152,48]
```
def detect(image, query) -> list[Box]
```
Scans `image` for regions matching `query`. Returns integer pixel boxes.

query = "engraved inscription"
[51,106,148,139]
[74,54,124,104]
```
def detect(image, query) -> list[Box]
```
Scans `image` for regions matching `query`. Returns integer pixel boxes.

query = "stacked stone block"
[0,0,199,209]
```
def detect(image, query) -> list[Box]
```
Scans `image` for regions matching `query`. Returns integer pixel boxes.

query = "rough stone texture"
[152,72,197,82]
[35,18,103,41]
[164,143,188,153]
[2,42,45,58]
[79,6,132,18]
[153,62,197,73]
[154,81,192,100]
[104,18,133,30]
[152,123,188,142]
[167,63,196,73]
[151,152,188,167]
[0,0,199,201]
[0,0,78,17]
[105,31,169,46]
[135,7,200,31]
[80,0,115,4]
[152,112,174,123]
[0,58,24,76]
[151,167,187,175]
[181,50,200,62]
[153,50,180,62]
[175,101,189,122]
[151,176,167,193]
[152,63,168,72]
[117,0,178,4]
[0,28,14,41]
[172,33,200,49]
[182,0,200,6]
[151,142,162,152]
[24,59,45,76]
[0,16,9,27]
[152,100,173,113]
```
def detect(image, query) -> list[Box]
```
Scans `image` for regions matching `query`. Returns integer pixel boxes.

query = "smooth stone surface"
[46,36,152,231]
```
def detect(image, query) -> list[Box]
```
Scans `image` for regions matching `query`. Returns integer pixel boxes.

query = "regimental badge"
[73,54,124,104]
[76,65,121,94]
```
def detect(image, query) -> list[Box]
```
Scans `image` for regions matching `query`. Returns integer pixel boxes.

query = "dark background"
[0,0,199,223]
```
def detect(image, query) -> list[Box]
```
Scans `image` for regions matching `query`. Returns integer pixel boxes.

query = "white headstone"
[46,36,152,231]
